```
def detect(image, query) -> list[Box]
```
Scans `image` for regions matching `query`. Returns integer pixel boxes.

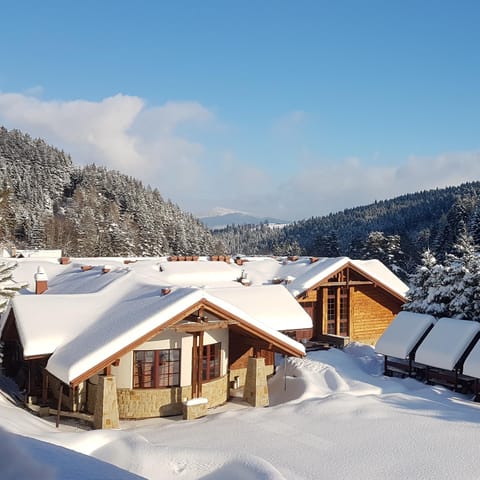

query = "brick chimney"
[35,266,48,294]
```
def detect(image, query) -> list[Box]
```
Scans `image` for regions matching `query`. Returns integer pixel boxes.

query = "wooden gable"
[297,264,405,344]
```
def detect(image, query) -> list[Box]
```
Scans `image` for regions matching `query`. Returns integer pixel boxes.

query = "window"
[133,349,180,388]
[325,286,349,337]
[339,287,349,337]
[327,287,336,334]
[202,343,221,381]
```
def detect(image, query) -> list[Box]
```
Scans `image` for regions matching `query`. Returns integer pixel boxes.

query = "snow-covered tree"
[404,249,438,314]
[0,261,24,312]
[444,232,480,319]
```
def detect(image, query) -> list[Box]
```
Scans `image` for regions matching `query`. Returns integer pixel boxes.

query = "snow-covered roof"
[157,259,240,287]
[415,317,480,370]
[207,285,313,331]
[375,311,436,359]
[241,256,408,299]
[6,254,408,385]
[462,340,480,379]
[12,271,135,358]
[46,286,306,385]
[7,257,307,385]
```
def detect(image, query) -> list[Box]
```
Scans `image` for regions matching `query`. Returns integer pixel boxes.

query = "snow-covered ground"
[2,345,480,480]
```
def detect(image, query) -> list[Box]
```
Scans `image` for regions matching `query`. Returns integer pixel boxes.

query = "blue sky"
[1,1,480,220]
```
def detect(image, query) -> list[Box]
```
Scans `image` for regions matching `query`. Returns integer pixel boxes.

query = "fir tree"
[404,249,437,314]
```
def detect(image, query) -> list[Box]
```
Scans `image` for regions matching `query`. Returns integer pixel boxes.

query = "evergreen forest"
[0,127,220,257]
[215,182,480,278]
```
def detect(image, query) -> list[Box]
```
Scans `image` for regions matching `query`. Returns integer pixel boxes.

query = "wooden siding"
[350,285,403,344]
[229,331,274,370]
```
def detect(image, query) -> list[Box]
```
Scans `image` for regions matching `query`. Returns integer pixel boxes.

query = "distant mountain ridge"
[214,181,480,274]
[201,210,289,230]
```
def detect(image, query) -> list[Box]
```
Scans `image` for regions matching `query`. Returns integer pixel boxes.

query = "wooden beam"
[198,331,204,398]
[169,320,230,333]
[316,280,374,287]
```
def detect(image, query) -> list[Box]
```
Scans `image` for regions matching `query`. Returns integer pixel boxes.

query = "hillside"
[215,182,480,273]
[0,127,219,257]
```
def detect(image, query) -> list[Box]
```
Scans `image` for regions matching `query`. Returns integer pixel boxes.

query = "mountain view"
[2,125,480,279]
[2,3,480,480]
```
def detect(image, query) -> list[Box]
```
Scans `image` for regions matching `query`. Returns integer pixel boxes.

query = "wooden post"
[56,384,63,428]
[42,369,48,404]
[198,331,204,398]
[26,361,31,404]
[192,333,198,398]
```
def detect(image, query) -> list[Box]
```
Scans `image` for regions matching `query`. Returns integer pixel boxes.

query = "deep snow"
[2,344,480,479]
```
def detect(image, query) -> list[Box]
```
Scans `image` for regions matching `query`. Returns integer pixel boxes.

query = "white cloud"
[267,152,480,219]
[0,93,144,171]
[0,92,216,197]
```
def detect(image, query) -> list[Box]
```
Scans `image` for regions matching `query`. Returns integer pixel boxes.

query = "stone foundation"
[117,375,228,419]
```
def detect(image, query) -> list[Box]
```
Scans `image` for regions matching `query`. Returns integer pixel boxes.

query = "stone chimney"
[35,266,48,295]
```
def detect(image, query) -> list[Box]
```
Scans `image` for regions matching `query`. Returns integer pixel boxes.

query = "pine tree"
[445,232,480,319]
[404,249,437,314]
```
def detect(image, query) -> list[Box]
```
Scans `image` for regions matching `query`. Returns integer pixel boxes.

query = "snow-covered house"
[0,257,309,425]
[241,256,409,345]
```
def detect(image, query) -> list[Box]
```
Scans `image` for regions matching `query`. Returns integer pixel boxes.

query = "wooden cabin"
[294,261,407,346]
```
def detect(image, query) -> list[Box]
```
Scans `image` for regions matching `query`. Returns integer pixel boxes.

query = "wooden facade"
[297,265,405,345]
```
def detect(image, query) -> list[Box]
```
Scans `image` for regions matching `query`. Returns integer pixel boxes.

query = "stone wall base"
[93,375,120,429]
[243,357,269,407]
[117,375,228,419]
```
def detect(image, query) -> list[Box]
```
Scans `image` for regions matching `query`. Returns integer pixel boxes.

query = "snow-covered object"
[375,311,436,359]
[208,285,312,331]
[415,317,480,370]
[157,260,240,287]
[287,257,408,299]
[34,266,48,282]
[46,286,305,385]
[463,339,480,378]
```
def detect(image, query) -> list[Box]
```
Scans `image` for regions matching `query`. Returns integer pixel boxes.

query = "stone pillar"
[93,375,120,429]
[243,357,269,407]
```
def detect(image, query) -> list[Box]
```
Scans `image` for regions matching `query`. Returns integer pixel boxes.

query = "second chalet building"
[0,255,407,427]
[240,256,408,346]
